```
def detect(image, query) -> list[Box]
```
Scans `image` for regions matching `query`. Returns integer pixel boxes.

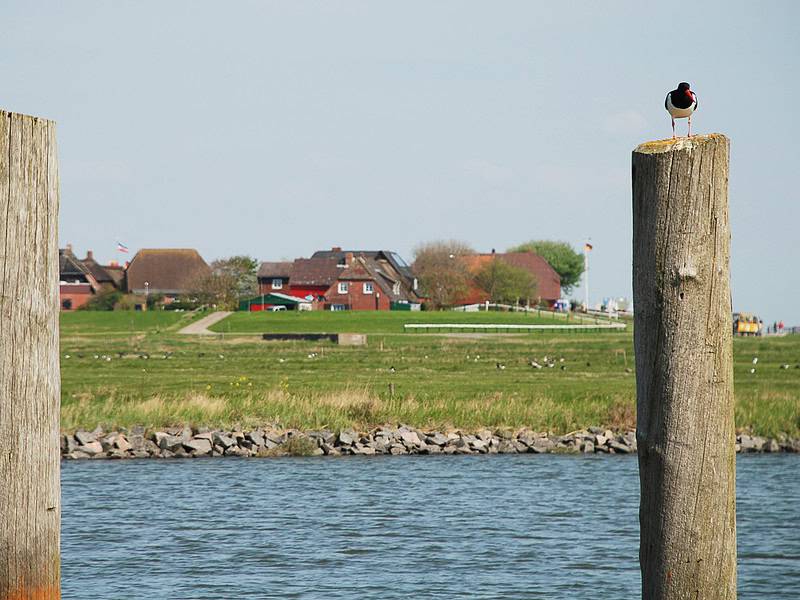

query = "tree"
[508,240,584,293]
[475,258,538,305]
[80,289,122,311]
[190,255,259,309]
[191,271,238,309]
[412,240,474,309]
[211,255,259,299]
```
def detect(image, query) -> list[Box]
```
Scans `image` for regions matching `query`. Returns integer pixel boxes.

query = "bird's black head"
[678,82,691,91]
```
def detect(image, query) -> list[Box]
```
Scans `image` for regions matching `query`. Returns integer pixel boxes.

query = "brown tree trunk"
[632,134,735,599]
[0,110,61,599]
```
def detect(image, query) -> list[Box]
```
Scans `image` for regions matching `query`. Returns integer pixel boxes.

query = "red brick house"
[458,252,561,307]
[284,257,342,304]
[255,248,422,310]
[59,247,100,310]
[257,262,293,296]
[322,255,391,310]
[59,246,127,310]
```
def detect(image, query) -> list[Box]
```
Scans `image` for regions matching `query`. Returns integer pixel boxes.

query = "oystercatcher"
[665,82,698,138]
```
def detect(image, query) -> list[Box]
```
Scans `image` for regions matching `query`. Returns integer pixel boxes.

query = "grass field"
[59,311,800,437]
[209,309,571,334]
[60,310,198,335]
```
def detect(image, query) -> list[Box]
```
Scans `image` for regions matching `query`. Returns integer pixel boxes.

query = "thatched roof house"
[126,248,210,296]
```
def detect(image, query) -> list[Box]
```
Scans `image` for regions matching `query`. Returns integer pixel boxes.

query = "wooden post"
[0,110,61,599]
[632,134,735,599]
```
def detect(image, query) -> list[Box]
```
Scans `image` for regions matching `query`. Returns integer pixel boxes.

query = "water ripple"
[61,454,799,598]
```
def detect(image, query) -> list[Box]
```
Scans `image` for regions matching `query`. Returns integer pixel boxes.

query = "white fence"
[404,322,627,333]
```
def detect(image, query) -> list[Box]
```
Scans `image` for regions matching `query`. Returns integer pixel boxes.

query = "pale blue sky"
[3,1,798,323]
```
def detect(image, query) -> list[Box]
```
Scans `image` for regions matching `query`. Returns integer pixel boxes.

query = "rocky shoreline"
[61,426,800,460]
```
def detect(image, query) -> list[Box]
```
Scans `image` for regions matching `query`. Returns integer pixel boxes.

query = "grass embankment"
[209,309,568,334]
[59,312,800,437]
[60,310,197,335]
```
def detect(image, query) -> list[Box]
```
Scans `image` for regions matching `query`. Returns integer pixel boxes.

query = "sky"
[3,1,798,323]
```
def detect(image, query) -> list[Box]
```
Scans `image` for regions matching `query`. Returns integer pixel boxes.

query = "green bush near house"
[79,290,122,311]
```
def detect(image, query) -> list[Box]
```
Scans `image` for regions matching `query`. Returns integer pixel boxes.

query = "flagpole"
[583,238,592,312]
[583,242,590,311]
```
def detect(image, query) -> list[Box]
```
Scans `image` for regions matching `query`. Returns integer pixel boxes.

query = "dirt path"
[178,311,232,335]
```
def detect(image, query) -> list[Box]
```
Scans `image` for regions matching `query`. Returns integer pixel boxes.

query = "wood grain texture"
[632,134,735,599]
[0,110,61,599]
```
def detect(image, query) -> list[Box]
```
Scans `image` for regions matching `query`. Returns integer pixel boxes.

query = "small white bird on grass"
[665,82,698,138]
[752,357,758,365]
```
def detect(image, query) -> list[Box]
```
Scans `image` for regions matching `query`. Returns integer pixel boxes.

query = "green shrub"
[80,290,122,311]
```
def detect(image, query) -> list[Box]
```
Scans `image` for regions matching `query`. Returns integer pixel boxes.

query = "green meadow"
[59,311,800,437]
[208,309,569,334]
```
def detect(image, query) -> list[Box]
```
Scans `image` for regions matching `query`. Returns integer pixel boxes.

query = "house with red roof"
[457,252,561,307]
[254,248,422,311]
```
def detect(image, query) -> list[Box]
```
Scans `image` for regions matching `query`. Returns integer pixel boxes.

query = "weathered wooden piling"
[0,110,61,599]
[632,134,736,599]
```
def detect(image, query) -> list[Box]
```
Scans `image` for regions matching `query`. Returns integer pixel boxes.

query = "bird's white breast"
[666,93,697,119]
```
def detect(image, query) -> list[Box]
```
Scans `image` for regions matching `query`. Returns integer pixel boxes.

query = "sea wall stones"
[60,426,800,460]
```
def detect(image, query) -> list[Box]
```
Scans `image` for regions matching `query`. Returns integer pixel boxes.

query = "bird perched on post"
[665,82,698,138]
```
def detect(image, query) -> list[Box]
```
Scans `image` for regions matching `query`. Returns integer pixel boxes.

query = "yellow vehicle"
[733,313,762,336]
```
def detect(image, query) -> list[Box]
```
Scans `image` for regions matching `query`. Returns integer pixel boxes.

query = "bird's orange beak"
[685,89,694,101]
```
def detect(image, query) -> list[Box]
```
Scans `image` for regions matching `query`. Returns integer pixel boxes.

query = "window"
[338,282,349,294]
[272,278,283,289]
[393,282,401,295]
[363,282,374,294]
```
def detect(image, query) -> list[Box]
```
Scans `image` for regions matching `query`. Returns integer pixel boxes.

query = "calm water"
[62,455,799,599]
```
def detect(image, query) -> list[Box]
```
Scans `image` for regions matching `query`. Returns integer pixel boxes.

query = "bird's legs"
[687,115,692,137]
[672,118,676,139]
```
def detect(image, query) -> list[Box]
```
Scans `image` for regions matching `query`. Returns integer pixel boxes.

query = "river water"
[61,454,799,598]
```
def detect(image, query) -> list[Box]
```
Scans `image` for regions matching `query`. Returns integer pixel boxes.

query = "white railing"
[404,322,627,332]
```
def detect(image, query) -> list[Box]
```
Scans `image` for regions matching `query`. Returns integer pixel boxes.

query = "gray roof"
[310,249,416,287]
[289,257,342,286]
[59,249,95,286]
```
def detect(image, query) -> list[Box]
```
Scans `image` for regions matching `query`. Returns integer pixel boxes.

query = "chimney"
[86,250,94,261]
[332,246,342,252]
[345,252,354,265]
[66,243,73,253]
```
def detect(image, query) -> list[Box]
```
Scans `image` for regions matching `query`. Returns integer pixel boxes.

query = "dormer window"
[272,279,283,289]
[363,282,374,294]
[338,282,349,294]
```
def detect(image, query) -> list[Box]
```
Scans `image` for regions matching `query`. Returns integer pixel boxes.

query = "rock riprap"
[60,427,800,460]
